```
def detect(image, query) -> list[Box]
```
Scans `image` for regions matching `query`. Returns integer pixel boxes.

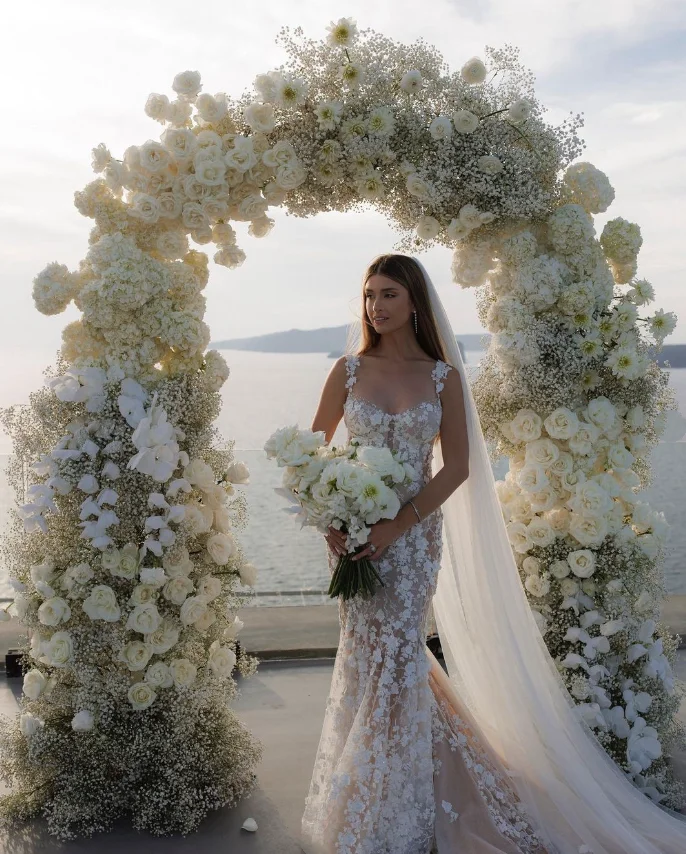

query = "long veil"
[346,256,686,853]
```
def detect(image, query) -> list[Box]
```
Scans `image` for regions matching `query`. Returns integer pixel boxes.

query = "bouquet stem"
[328,544,385,601]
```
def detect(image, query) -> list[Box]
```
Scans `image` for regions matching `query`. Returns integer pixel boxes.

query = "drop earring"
[413,311,418,334]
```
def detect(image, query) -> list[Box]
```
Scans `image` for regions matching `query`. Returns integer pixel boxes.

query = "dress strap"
[432,360,453,395]
[344,354,360,392]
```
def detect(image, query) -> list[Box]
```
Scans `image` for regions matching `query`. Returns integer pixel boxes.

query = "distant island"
[211,324,486,360]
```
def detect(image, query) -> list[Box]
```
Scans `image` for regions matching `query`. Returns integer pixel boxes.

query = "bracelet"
[408,499,422,523]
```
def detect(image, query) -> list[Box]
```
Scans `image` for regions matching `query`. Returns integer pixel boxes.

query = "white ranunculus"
[44,631,73,668]
[416,216,441,240]
[208,640,237,678]
[429,116,453,141]
[118,640,153,672]
[128,682,157,710]
[461,56,487,84]
[567,549,596,578]
[126,603,162,635]
[23,668,47,700]
[206,532,237,565]
[38,597,71,627]
[170,658,197,688]
[145,661,174,688]
[72,710,94,731]
[453,109,479,134]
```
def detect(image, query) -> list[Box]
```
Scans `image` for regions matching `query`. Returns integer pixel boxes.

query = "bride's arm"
[392,366,470,538]
[310,356,348,444]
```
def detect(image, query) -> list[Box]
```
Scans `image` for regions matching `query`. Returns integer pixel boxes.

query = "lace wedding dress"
[300,354,551,854]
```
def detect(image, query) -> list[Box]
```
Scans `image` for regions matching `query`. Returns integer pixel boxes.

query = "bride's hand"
[325,525,347,556]
[352,519,400,562]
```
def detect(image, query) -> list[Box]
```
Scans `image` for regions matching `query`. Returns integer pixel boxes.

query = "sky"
[1,0,685,408]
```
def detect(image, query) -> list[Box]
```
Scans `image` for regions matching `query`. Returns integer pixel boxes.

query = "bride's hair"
[352,254,448,362]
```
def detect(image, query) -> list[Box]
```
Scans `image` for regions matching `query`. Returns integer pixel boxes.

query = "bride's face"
[364,274,414,334]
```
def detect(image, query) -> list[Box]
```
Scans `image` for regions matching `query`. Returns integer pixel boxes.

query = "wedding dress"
[301,354,549,854]
[301,258,686,854]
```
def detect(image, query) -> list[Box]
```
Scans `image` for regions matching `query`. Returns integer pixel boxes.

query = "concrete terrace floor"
[0,601,683,853]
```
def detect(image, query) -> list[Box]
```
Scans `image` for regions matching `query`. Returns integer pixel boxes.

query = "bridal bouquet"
[264,426,417,600]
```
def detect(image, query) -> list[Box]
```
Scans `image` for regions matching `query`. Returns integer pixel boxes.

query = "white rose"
[607,443,635,470]
[183,458,216,490]
[180,595,209,626]
[458,204,483,229]
[72,710,94,731]
[172,70,202,98]
[453,109,479,134]
[550,560,571,579]
[20,712,44,737]
[405,172,432,201]
[183,502,214,535]
[197,575,222,601]
[243,102,276,133]
[568,481,613,518]
[224,615,244,640]
[544,408,579,440]
[163,548,194,577]
[416,215,440,240]
[118,641,153,671]
[145,620,180,655]
[206,532,237,565]
[569,514,608,547]
[446,218,470,242]
[126,604,162,635]
[477,155,503,176]
[44,631,73,668]
[23,668,47,700]
[461,56,487,84]
[145,661,174,688]
[521,557,540,576]
[169,658,197,688]
[567,549,596,578]
[83,585,121,622]
[194,608,217,633]
[129,584,157,606]
[208,641,237,678]
[38,597,71,627]
[517,465,549,494]
[239,561,258,587]
[507,98,532,123]
[506,521,531,554]
[196,92,228,123]
[145,93,170,123]
[510,409,542,442]
[560,578,580,597]
[525,574,550,598]
[400,70,423,93]
[163,576,195,605]
[275,161,306,190]
[527,517,555,548]
[226,460,250,484]
[429,116,453,140]
[128,682,157,710]
[586,397,617,434]
[525,438,560,468]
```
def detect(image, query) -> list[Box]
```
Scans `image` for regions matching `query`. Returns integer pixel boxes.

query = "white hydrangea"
[32,263,77,316]
[548,204,596,257]
[562,162,615,214]
[600,217,643,264]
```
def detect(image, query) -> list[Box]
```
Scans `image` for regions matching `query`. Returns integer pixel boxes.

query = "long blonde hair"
[354,254,448,362]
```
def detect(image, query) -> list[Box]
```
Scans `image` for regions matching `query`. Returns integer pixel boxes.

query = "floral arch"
[0,16,683,839]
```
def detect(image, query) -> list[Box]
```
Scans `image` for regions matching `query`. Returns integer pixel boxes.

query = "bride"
[299,253,686,854]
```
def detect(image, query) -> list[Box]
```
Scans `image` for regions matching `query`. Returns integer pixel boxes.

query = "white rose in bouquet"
[146,620,180,655]
[510,409,542,442]
[544,408,579,440]
[145,661,174,688]
[208,641,237,678]
[38,597,71,627]
[525,438,560,468]
[525,574,550,597]
[44,631,74,668]
[170,658,197,688]
[264,425,326,466]
[23,668,47,700]
[128,682,157,710]
[206,532,237,565]
[126,604,162,635]
[83,585,121,622]
[180,595,209,626]
[567,549,596,578]
[118,641,153,671]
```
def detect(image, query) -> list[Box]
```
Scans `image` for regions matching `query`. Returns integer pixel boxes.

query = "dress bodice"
[343,354,452,498]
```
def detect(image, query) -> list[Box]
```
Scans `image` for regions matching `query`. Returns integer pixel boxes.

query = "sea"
[2,349,686,606]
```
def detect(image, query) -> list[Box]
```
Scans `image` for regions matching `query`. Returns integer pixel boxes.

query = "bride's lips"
[373,317,388,325]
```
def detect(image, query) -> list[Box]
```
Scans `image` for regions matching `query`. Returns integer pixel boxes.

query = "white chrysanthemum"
[627,278,655,306]
[575,329,603,359]
[243,102,276,133]
[340,114,368,143]
[562,162,615,214]
[314,100,343,131]
[355,173,386,201]
[648,309,677,341]
[326,16,358,47]
[274,73,309,109]
[400,70,423,93]
[368,106,395,136]
[477,155,504,175]
[172,70,202,98]
[416,215,440,240]
[507,99,532,123]
[600,217,643,264]
[339,61,364,88]
[461,56,487,84]
[429,116,453,141]
[605,346,640,381]
[453,110,479,134]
